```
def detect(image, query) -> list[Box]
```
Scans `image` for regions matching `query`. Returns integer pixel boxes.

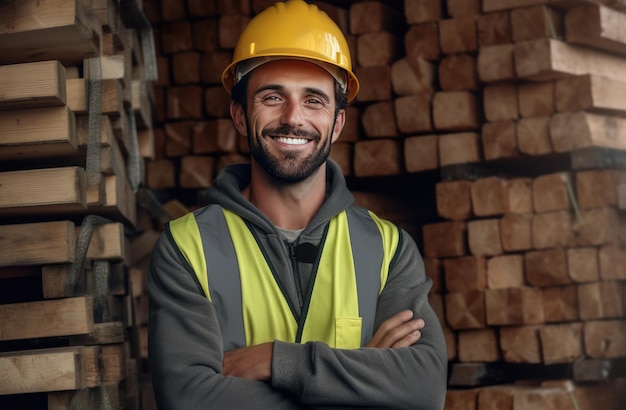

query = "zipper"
[288,241,304,310]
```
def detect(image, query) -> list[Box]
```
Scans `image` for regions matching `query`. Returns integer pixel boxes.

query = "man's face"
[232,59,345,184]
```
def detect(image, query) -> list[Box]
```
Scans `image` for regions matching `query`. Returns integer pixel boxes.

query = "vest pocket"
[335,317,362,349]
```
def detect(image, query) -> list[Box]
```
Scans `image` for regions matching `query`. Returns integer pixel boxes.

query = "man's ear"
[331,109,346,143]
[230,102,248,136]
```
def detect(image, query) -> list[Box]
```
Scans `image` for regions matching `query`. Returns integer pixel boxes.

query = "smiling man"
[147,1,448,409]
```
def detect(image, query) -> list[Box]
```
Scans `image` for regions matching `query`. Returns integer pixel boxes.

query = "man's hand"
[222,341,273,381]
[366,310,424,348]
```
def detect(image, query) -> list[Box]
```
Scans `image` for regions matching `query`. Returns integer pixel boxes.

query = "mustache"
[262,125,320,140]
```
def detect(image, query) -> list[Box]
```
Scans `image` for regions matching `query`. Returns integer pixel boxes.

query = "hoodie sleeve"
[271,229,448,409]
[148,233,306,410]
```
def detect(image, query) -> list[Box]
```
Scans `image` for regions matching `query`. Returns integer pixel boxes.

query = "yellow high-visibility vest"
[168,206,399,349]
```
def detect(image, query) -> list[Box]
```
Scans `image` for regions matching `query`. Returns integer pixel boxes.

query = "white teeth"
[275,137,308,145]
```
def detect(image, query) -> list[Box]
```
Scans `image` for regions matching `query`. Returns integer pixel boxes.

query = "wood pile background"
[0,0,162,408]
[2,0,626,408]
[142,0,626,408]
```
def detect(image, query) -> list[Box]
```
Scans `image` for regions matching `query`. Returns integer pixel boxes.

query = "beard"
[248,123,332,184]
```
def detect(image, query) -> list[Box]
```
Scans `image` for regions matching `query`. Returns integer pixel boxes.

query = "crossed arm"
[223,310,425,381]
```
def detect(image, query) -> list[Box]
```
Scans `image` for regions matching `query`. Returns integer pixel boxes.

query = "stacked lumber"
[410,0,626,407]
[0,0,159,408]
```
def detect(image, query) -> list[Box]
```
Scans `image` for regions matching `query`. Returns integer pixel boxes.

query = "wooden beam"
[0,296,93,341]
[0,60,67,109]
[555,74,626,114]
[0,167,87,216]
[0,346,100,395]
[0,106,78,160]
[0,220,75,267]
[0,0,101,65]
[515,38,626,82]
[565,3,626,56]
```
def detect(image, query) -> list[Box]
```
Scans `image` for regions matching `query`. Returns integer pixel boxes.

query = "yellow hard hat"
[221,0,360,102]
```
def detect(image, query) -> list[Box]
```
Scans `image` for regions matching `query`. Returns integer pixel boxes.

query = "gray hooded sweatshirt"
[148,160,447,409]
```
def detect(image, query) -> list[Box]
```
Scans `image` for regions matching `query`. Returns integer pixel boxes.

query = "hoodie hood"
[203,159,355,234]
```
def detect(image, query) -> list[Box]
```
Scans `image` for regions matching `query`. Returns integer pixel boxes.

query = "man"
[148,1,447,408]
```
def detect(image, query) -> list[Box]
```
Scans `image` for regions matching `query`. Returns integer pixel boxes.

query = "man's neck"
[242,163,327,230]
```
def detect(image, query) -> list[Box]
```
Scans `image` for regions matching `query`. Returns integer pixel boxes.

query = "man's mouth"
[273,136,309,145]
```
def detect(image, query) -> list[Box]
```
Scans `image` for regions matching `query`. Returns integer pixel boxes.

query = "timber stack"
[143,0,626,409]
[0,0,160,408]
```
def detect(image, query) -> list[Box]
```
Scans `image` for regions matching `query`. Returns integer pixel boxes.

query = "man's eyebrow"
[253,84,332,103]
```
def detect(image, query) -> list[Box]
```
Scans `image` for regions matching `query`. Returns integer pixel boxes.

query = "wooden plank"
[0,60,66,109]
[88,173,137,226]
[517,117,553,156]
[0,167,87,215]
[422,221,467,257]
[436,180,473,221]
[487,255,525,290]
[575,170,626,209]
[499,325,542,363]
[404,0,442,24]
[598,243,626,280]
[438,54,478,91]
[531,210,575,249]
[0,296,93,341]
[349,1,403,34]
[500,213,533,252]
[468,219,503,256]
[541,285,578,322]
[567,247,600,282]
[485,287,544,325]
[477,11,513,46]
[532,172,571,213]
[390,56,435,96]
[0,220,75,267]
[433,91,480,131]
[506,178,534,213]
[66,77,124,115]
[361,101,397,137]
[510,5,564,42]
[458,328,500,363]
[0,0,101,65]
[525,248,569,287]
[575,207,624,246]
[84,222,127,261]
[394,94,432,134]
[353,139,402,177]
[578,281,624,320]
[439,132,482,166]
[0,106,78,160]
[444,256,487,292]
[550,111,626,152]
[483,0,626,13]
[518,81,555,118]
[356,31,401,68]
[179,155,216,188]
[404,135,439,173]
[477,43,516,83]
[482,120,519,161]
[445,290,486,329]
[565,3,626,56]
[584,320,626,359]
[405,23,441,61]
[0,346,99,394]
[439,16,478,55]
[555,74,626,114]
[484,83,518,122]
[515,38,626,82]
[471,177,509,217]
